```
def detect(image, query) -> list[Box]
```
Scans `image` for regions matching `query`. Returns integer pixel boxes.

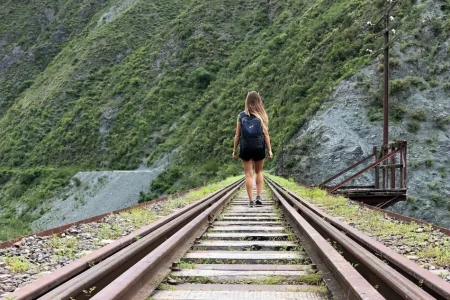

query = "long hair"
[244,91,269,134]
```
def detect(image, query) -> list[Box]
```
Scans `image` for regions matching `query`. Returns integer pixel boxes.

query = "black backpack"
[239,112,264,150]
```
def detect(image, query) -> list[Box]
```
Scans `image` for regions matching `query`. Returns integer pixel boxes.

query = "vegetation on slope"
[1,0,448,240]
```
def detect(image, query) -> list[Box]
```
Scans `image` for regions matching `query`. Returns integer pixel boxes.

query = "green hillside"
[1,0,449,240]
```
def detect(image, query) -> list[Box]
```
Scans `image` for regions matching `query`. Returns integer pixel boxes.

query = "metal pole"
[383,14,389,148]
[373,146,379,189]
[403,141,407,188]
[390,143,396,189]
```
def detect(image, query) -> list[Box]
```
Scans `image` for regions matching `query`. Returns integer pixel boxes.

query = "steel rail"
[41,178,243,300]
[272,178,450,298]
[267,178,435,299]
[6,178,243,300]
[268,178,450,299]
[265,179,384,299]
[90,179,242,300]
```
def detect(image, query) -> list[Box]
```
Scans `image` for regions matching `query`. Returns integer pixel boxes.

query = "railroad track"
[4,177,450,300]
[149,184,328,300]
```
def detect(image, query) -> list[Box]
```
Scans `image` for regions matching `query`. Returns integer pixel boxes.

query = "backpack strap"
[239,111,246,121]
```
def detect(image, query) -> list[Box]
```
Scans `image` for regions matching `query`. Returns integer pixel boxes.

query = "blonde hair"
[244,91,268,134]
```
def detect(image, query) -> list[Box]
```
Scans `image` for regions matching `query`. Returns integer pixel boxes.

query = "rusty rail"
[266,179,383,299]
[268,177,450,299]
[90,178,242,300]
[4,179,243,300]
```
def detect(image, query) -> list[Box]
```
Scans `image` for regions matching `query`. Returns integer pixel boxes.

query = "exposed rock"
[0,46,24,72]
[285,42,450,228]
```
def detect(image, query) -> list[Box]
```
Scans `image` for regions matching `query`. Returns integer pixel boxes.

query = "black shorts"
[239,147,266,162]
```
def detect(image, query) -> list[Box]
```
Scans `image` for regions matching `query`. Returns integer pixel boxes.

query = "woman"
[233,91,273,207]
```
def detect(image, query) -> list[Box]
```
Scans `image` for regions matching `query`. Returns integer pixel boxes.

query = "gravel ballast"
[0,201,160,298]
[269,175,450,283]
[0,176,240,298]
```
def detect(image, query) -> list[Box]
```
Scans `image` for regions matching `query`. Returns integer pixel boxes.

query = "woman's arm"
[233,122,241,159]
[264,129,273,159]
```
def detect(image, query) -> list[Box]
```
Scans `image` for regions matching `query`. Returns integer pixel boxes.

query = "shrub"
[424,158,434,167]
[368,107,383,122]
[138,191,157,203]
[72,177,81,187]
[390,76,423,94]
[434,115,450,130]
[430,17,443,36]
[194,67,214,89]
[389,58,400,69]
[407,121,420,133]
[273,33,288,46]
[390,79,409,93]
[430,193,444,205]
[390,104,407,122]
[410,109,426,122]
[204,160,219,174]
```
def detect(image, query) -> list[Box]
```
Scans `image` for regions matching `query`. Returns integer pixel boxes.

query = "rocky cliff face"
[284,2,450,227]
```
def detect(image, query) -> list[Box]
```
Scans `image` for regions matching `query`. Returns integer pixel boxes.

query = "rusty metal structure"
[320,141,407,208]
[319,1,406,208]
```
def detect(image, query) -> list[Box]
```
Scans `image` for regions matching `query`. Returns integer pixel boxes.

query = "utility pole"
[368,1,399,149]
[367,1,399,188]
[383,13,389,149]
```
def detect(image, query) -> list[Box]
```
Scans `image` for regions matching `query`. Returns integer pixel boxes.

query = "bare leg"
[254,159,265,197]
[242,159,254,201]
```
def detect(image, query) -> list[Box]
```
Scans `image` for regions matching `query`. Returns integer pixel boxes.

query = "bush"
[72,177,81,187]
[390,79,409,93]
[430,17,443,36]
[390,104,407,122]
[151,166,182,195]
[194,67,214,89]
[390,76,423,94]
[138,191,157,203]
[389,58,400,69]
[273,33,288,46]
[407,121,420,133]
[368,109,383,122]
[410,109,426,122]
[204,160,219,174]
[434,115,450,130]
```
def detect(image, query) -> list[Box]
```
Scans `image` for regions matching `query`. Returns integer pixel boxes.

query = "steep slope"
[1,0,449,241]
[0,0,107,117]
[284,1,450,227]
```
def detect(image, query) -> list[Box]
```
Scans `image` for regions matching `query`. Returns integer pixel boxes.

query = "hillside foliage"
[1,0,449,240]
